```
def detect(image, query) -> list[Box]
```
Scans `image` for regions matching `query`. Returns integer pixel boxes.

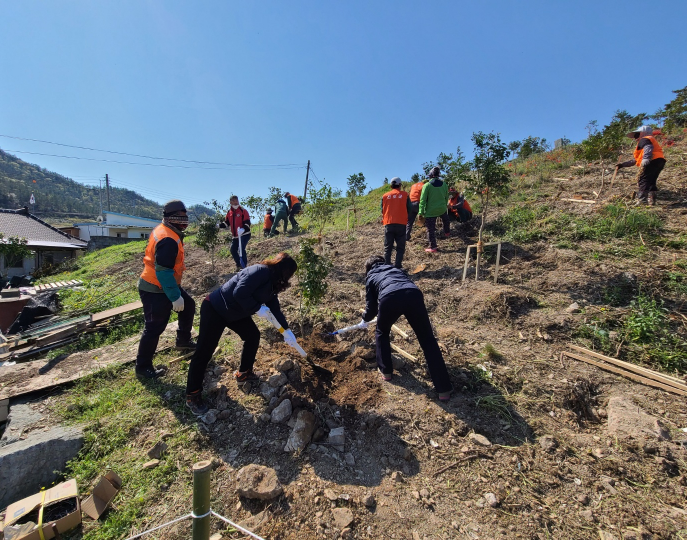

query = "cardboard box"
[81,472,122,520]
[2,479,81,540]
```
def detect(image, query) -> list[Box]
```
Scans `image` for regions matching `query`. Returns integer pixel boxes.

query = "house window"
[140,233,149,239]
[116,233,123,238]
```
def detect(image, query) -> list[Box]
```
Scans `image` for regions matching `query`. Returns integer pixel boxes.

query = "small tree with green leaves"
[662,85,687,132]
[196,199,227,273]
[468,131,511,280]
[266,186,284,207]
[0,233,32,277]
[346,173,366,228]
[295,237,332,333]
[243,195,267,232]
[305,182,337,236]
[422,148,471,189]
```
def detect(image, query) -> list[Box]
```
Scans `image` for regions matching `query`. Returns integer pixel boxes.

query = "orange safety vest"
[264,213,274,229]
[140,223,185,287]
[287,194,300,207]
[382,189,409,225]
[448,194,472,217]
[409,182,424,203]
[633,136,665,166]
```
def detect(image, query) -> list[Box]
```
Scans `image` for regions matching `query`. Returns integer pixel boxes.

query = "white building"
[75,211,160,241]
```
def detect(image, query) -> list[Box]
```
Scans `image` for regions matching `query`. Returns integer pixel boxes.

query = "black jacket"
[362,264,418,321]
[209,265,288,328]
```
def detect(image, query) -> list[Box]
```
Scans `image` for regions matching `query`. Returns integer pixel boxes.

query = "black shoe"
[175,339,197,351]
[136,365,167,379]
[186,393,210,416]
[234,369,261,384]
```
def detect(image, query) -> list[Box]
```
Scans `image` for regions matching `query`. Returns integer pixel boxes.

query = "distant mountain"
[0,149,212,221]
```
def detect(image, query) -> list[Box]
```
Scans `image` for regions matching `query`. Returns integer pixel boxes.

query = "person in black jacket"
[185,252,298,415]
[360,255,453,400]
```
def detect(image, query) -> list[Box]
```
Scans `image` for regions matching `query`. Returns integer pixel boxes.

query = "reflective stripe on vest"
[140,223,185,287]
[633,136,665,166]
[409,182,424,203]
[382,189,409,225]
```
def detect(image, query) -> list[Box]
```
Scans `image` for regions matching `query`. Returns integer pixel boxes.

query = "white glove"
[171,296,185,312]
[359,319,369,329]
[283,329,298,347]
[256,305,271,319]
[237,227,245,236]
[641,159,650,167]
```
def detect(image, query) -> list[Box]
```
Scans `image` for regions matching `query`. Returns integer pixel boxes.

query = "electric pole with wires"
[303,160,310,201]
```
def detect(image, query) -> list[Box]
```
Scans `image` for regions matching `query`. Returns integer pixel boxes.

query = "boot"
[634,191,647,206]
[647,192,656,206]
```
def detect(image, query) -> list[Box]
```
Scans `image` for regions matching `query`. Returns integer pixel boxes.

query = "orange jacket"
[225,207,251,236]
[140,224,185,287]
[264,213,274,230]
[633,136,664,166]
[409,182,424,203]
[382,188,409,225]
[448,194,472,217]
[286,194,300,208]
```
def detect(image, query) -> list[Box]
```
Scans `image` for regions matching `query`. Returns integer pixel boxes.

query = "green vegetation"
[296,237,332,310]
[0,232,31,276]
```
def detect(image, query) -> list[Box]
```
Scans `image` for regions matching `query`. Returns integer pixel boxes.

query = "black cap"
[163,199,187,216]
[428,166,441,179]
[390,177,402,187]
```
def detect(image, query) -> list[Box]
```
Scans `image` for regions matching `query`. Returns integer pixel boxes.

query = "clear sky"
[1,1,686,209]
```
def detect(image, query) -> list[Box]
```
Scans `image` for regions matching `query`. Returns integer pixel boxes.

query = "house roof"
[103,211,160,224]
[0,208,88,250]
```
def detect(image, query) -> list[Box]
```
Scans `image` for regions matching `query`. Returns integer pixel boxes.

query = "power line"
[2,149,305,171]
[0,134,302,168]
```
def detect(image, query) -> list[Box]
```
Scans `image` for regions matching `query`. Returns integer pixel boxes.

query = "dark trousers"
[406,201,420,240]
[289,204,301,230]
[637,158,665,194]
[230,233,251,269]
[376,288,451,393]
[425,214,450,248]
[186,299,261,395]
[136,288,195,369]
[384,224,407,268]
[271,211,288,235]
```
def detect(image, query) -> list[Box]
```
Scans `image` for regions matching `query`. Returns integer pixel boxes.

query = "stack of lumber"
[33,280,82,292]
[563,345,687,396]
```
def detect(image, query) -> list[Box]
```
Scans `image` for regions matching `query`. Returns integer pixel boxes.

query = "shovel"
[260,307,332,376]
[326,318,377,336]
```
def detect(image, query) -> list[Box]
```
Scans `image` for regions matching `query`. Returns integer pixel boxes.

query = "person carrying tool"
[136,200,196,379]
[447,187,473,223]
[418,166,450,252]
[284,191,302,232]
[263,208,276,237]
[381,177,411,268]
[406,177,426,241]
[225,196,251,270]
[359,255,453,400]
[615,125,666,206]
[270,196,290,236]
[185,252,298,415]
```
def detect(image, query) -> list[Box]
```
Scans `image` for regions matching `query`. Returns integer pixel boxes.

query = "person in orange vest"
[615,125,666,206]
[225,195,251,270]
[447,187,473,223]
[406,177,426,240]
[381,177,412,268]
[136,200,196,379]
[284,192,302,232]
[263,208,276,237]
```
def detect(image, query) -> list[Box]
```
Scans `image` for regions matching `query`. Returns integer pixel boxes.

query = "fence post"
[192,460,212,540]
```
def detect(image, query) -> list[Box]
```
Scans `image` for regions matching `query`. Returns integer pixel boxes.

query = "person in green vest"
[418,167,450,253]
[269,197,289,237]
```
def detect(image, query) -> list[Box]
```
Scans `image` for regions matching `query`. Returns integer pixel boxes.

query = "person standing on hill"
[616,125,666,206]
[359,255,453,401]
[270,197,289,236]
[185,253,298,415]
[263,208,276,237]
[136,200,196,379]
[381,177,412,268]
[284,192,302,232]
[418,166,450,252]
[225,196,251,270]
[406,177,426,240]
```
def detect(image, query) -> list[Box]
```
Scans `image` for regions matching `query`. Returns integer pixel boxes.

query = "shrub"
[295,238,332,309]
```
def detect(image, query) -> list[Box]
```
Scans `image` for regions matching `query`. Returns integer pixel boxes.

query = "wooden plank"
[563,351,687,397]
[390,343,417,362]
[391,325,409,340]
[561,198,596,204]
[90,301,143,324]
[568,345,687,389]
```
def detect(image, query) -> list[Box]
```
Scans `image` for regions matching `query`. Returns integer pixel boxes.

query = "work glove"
[641,159,650,167]
[283,329,298,348]
[171,296,185,312]
[256,305,271,319]
[237,227,245,236]
[359,319,369,329]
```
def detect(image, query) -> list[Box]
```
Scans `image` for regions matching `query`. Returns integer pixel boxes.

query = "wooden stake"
[462,245,471,282]
[610,166,619,188]
[561,198,596,204]
[390,343,417,362]
[493,242,502,284]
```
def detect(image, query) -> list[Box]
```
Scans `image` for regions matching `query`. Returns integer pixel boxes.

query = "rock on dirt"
[324,488,338,501]
[331,507,354,529]
[143,459,160,469]
[284,410,316,452]
[236,464,283,500]
[328,426,345,451]
[390,471,403,482]
[468,433,492,446]
[268,372,288,388]
[362,493,375,507]
[259,382,277,400]
[484,492,500,507]
[273,358,293,372]
[539,435,558,453]
[565,302,581,314]
[202,410,218,425]
[271,399,292,423]
[606,396,670,440]
[147,441,168,459]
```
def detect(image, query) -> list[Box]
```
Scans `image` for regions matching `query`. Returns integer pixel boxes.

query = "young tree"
[0,234,32,277]
[266,186,283,207]
[243,195,267,231]
[196,199,227,273]
[508,140,522,159]
[518,136,550,159]
[410,172,422,183]
[305,182,337,236]
[296,238,332,309]
[662,85,687,132]
[468,131,511,280]
[422,149,471,188]
[346,173,366,228]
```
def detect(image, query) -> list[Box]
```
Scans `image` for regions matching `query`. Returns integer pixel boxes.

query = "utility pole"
[105,174,111,211]
[303,160,310,201]
[99,178,103,215]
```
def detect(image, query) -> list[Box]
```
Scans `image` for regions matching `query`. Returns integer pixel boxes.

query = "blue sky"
[1,1,686,210]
